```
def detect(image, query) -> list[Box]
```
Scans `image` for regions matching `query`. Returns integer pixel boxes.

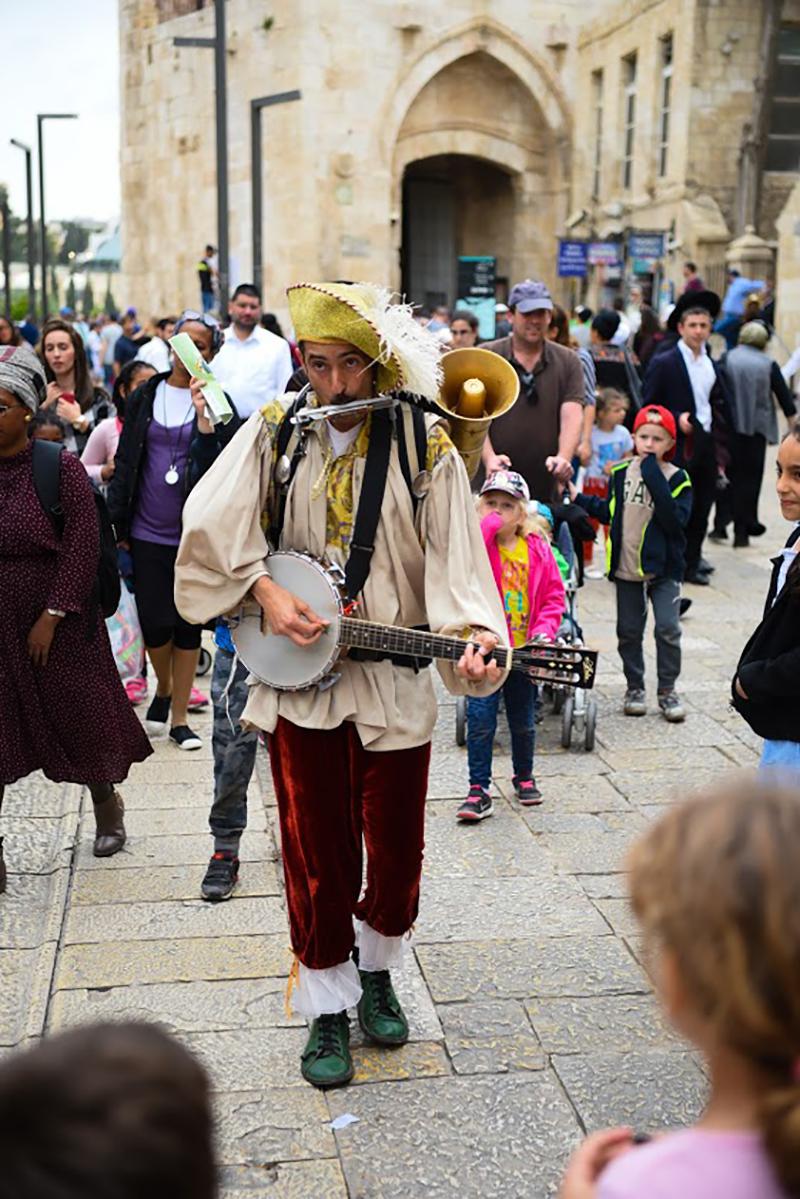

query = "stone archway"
[388,37,569,301]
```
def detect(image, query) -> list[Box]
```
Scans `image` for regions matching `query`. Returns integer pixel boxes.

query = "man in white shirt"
[643,304,731,583]
[210,284,293,418]
[136,317,177,374]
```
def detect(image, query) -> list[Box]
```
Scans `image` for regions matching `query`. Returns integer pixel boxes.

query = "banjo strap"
[269,392,308,548]
[344,405,393,601]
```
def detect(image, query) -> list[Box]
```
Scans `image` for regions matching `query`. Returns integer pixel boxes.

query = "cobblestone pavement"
[1,480,780,1198]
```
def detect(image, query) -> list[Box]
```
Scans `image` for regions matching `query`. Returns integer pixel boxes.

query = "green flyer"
[168,332,234,425]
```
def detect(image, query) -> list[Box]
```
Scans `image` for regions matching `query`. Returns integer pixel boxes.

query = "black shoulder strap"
[344,407,392,601]
[269,392,308,548]
[31,439,65,537]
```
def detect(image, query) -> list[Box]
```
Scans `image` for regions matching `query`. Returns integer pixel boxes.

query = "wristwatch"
[46,608,66,619]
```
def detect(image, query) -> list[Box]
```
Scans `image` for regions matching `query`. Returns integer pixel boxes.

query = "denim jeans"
[466,671,537,789]
[615,577,682,692]
[210,649,258,852]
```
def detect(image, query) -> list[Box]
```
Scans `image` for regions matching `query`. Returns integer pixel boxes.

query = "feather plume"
[358,284,443,401]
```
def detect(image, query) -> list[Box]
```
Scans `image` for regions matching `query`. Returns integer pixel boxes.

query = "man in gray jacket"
[718,321,796,547]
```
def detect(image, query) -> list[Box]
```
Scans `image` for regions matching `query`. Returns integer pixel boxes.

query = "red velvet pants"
[268,717,430,970]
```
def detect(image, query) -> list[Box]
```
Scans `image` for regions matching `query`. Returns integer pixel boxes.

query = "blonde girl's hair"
[595,387,630,417]
[477,492,537,539]
[628,780,800,1195]
[527,511,553,542]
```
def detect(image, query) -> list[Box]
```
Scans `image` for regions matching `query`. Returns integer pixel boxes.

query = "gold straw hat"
[287,281,442,400]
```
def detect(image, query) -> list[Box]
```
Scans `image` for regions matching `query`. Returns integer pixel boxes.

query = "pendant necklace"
[162,387,195,486]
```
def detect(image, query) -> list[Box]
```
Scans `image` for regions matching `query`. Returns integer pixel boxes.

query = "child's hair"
[30,409,67,440]
[477,490,537,538]
[112,358,156,420]
[628,780,800,1196]
[595,387,630,417]
[0,1022,217,1199]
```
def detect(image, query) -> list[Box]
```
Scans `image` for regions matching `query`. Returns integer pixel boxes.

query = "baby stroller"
[546,512,598,752]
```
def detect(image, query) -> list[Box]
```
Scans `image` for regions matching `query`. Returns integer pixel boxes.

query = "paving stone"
[0,869,69,948]
[438,999,532,1039]
[351,1040,450,1085]
[527,995,677,1054]
[2,816,76,875]
[327,1073,581,1197]
[447,1031,545,1075]
[0,943,57,1045]
[527,753,613,778]
[597,746,733,773]
[422,805,553,878]
[591,897,640,936]
[73,831,274,868]
[126,759,216,784]
[500,773,631,811]
[63,895,288,944]
[597,713,736,750]
[536,831,636,874]
[417,876,608,942]
[218,1159,347,1198]
[1,778,80,818]
[69,860,282,904]
[214,1088,335,1164]
[122,806,267,836]
[54,934,291,990]
[574,873,630,899]
[720,740,762,767]
[177,1027,308,1091]
[350,953,442,1047]
[519,811,610,834]
[417,937,645,1002]
[49,976,305,1034]
[553,1051,708,1131]
[609,770,723,803]
[120,782,262,810]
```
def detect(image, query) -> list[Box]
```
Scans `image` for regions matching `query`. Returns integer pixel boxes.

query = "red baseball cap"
[633,404,677,442]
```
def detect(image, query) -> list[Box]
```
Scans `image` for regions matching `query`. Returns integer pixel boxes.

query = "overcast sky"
[0,1,119,225]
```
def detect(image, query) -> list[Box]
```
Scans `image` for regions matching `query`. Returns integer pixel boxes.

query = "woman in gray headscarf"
[0,347,151,894]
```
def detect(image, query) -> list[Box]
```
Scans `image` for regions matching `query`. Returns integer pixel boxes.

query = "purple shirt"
[130,418,192,546]
[598,1129,786,1199]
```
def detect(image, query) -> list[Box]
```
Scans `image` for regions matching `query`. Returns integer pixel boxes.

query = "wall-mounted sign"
[557,240,589,278]
[457,256,496,339]
[628,232,666,260]
[588,241,623,267]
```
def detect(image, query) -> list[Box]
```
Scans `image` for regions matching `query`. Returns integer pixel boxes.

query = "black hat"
[667,289,721,332]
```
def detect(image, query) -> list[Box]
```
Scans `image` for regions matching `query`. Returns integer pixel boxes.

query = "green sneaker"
[300,1013,353,1088]
[357,969,409,1046]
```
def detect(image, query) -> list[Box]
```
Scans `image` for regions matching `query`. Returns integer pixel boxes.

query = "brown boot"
[93,790,126,857]
[0,838,6,893]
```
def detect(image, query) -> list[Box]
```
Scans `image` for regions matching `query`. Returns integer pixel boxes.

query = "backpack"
[32,439,122,620]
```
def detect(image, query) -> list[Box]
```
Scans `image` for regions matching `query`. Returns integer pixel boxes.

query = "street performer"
[175,282,508,1088]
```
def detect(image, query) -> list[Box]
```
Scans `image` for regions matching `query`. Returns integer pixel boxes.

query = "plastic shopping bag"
[105,584,145,683]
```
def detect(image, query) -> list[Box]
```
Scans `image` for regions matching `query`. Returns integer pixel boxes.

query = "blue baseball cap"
[508,279,553,313]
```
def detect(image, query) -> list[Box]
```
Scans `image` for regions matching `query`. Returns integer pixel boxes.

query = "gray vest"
[723,345,777,442]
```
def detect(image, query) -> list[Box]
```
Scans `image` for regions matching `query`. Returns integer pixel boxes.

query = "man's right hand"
[252,575,328,647]
[485,452,512,474]
[678,412,692,436]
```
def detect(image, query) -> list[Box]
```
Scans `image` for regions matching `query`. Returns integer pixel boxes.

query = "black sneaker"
[456,785,493,822]
[679,598,692,618]
[658,691,686,723]
[201,851,240,901]
[708,528,728,542]
[169,724,203,751]
[513,776,543,806]
[145,693,171,735]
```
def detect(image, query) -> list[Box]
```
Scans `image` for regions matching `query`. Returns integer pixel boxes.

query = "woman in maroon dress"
[0,348,152,892]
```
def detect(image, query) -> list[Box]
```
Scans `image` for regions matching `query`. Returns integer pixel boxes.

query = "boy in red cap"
[569,405,693,721]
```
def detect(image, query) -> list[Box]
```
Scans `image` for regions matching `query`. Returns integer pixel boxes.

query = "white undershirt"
[327,419,363,458]
[678,339,715,432]
[155,380,195,427]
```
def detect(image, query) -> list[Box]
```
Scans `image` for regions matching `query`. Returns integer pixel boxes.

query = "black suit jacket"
[642,343,731,470]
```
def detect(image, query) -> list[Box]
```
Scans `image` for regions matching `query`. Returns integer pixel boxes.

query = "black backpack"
[32,439,121,620]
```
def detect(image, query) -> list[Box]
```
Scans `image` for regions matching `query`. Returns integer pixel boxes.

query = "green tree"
[104,276,116,316]
[49,265,59,310]
[58,222,91,265]
[66,276,77,311]
[82,278,94,315]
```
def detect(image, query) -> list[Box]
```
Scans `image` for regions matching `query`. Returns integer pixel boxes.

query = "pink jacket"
[80,417,122,484]
[480,511,565,643]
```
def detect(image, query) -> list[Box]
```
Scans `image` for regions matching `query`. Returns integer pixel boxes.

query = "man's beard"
[235,316,257,331]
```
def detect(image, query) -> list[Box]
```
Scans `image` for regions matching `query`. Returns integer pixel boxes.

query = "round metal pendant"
[411,470,432,499]
[275,454,292,485]
[164,467,180,486]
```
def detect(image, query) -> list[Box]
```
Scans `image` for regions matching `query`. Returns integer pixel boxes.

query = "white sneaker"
[585,566,605,579]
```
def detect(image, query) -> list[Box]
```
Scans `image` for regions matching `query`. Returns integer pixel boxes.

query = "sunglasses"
[179,310,220,330]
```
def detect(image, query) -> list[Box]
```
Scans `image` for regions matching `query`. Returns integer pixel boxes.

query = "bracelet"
[46,608,66,619]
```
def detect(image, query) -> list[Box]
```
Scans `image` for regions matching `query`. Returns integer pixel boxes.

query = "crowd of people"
[0,256,799,1196]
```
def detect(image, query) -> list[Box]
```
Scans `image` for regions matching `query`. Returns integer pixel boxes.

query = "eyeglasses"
[0,402,25,417]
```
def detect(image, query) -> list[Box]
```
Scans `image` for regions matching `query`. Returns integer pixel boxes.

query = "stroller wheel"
[455,695,467,746]
[196,647,212,677]
[561,694,575,749]
[552,688,565,715]
[584,696,597,752]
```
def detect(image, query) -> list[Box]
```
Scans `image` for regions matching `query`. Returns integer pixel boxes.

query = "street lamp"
[37,113,78,317]
[173,0,229,312]
[251,90,301,296]
[9,139,36,318]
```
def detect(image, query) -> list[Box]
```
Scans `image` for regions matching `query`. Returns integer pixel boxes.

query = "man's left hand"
[546,455,574,482]
[456,631,503,685]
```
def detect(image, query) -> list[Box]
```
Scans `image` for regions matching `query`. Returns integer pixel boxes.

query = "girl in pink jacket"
[457,470,565,822]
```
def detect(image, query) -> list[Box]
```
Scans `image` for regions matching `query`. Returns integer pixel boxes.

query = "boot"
[300,1013,353,1088]
[92,789,126,857]
[0,838,6,894]
[357,969,409,1045]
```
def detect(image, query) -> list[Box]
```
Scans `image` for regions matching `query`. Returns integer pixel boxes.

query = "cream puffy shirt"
[175,401,509,750]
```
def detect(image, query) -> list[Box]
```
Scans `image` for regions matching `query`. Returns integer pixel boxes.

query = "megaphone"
[434,348,520,480]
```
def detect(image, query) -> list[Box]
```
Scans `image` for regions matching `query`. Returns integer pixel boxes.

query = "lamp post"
[251,90,301,296]
[10,139,36,318]
[174,0,230,313]
[37,113,78,318]
[1,200,10,318]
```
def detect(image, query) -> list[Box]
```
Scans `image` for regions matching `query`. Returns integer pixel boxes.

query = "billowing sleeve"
[47,453,100,614]
[420,448,509,697]
[174,411,274,625]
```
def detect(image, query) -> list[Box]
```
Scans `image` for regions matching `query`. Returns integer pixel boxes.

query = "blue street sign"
[628,232,666,260]
[557,239,589,278]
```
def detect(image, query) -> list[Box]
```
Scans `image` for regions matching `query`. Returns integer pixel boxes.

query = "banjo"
[231,551,598,693]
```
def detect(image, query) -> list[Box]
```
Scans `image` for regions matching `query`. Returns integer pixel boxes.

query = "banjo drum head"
[231,552,342,690]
